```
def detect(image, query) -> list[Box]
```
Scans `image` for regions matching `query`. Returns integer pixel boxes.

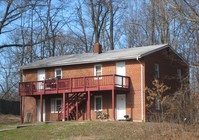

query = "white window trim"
[154,64,159,79]
[94,96,102,111]
[51,98,62,113]
[94,64,102,79]
[55,68,62,79]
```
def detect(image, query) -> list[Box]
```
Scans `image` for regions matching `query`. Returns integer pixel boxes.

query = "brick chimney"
[93,43,102,54]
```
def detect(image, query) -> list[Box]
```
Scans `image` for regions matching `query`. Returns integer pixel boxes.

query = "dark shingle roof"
[19,44,169,70]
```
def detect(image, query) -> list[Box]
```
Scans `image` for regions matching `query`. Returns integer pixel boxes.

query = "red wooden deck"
[19,74,130,96]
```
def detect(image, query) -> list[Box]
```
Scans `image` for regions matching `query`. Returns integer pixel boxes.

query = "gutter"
[136,55,144,122]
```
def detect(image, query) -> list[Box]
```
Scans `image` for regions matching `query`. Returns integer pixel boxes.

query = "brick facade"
[21,47,188,123]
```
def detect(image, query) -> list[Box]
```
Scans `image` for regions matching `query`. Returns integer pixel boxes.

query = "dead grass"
[0,114,20,124]
[0,114,20,129]
[0,117,199,140]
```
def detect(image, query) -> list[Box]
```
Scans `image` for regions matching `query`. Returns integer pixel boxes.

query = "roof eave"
[19,44,175,70]
[139,43,169,58]
[167,45,189,66]
[19,56,139,70]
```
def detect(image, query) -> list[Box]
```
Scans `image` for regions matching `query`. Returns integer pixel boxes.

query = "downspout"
[136,56,144,122]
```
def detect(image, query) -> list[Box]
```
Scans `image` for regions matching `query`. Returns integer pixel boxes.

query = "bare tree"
[89,0,109,43]
[0,48,19,100]
[165,0,199,26]
[0,0,40,49]
[109,0,114,50]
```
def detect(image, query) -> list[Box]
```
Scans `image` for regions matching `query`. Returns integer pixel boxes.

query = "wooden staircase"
[58,92,87,121]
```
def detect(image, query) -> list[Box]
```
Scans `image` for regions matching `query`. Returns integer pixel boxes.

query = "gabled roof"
[19,44,173,70]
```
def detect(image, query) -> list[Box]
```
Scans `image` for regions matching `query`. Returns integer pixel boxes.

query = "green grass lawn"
[0,121,199,140]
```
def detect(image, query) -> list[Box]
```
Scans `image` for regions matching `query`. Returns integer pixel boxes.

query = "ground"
[0,114,20,130]
[0,114,20,124]
[0,114,199,140]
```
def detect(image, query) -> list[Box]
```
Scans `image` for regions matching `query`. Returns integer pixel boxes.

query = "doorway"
[37,69,45,90]
[116,62,126,86]
[116,94,126,120]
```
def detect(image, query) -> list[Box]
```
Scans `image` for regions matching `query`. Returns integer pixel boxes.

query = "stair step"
[58,93,87,121]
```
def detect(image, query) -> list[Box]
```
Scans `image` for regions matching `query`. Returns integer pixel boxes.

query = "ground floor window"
[51,98,62,113]
[94,96,102,111]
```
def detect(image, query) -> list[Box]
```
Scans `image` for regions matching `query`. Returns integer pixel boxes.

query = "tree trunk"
[151,0,155,45]
[109,0,114,50]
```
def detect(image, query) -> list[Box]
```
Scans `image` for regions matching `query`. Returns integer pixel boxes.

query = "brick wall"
[21,47,188,122]
[144,48,188,119]
[23,96,36,122]
[22,60,143,122]
[144,48,188,92]
[126,60,143,121]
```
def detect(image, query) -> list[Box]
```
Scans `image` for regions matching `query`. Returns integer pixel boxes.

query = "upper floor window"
[177,69,182,81]
[94,96,102,111]
[94,64,102,77]
[55,68,62,79]
[154,64,159,79]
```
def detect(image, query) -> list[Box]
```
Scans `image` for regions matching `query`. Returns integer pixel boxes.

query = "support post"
[40,94,43,122]
[76,94,78,120]
[97,76,99,90]
[113,74,115,88]
[84,77,86,91]
[112,89,115,120]
[66,93,69,121]
[63,92,66,121]
[87,91,91,120]
[70,78,72,92]
[20,96,23,124]
[56,80,58,93]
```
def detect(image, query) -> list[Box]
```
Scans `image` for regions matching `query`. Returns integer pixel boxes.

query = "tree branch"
[0,36,55,49]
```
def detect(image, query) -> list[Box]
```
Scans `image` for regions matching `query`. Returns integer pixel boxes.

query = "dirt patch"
[0,114,20,124]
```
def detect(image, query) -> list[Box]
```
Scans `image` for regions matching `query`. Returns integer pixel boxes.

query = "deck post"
[76,94,78,120]
[97,76,99,90]
[70,78,72,92]
[20,96,23,124]
[63,92,66,121]
[66,93,69,121]
[40,94,43,122]
[56,80,58,93]
[84,77,86,91]
[87,91,91,120]
[112,89,115,120]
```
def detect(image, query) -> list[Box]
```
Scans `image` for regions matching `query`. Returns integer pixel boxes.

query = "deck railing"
[19,74,130,96]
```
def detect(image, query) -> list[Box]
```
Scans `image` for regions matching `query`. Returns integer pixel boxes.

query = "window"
[94,96,102,111]
[155,96,160,111]
[154,64,159,79]
[177,69,182,81]
[55,68,62,79]
[94,64,102,79]
[51,98,62,113]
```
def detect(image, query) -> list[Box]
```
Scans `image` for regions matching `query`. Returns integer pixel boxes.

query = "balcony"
[19,74,130,96]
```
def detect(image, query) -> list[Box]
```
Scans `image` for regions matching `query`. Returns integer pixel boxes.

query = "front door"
[37,99,46,122]
[116,94,126,120]
[116,62,126,86]
[37,69,45,90]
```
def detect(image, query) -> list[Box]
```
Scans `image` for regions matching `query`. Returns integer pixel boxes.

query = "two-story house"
[18,43,188,123]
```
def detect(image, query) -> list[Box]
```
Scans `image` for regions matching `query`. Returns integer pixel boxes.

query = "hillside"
[0,116,199,140]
